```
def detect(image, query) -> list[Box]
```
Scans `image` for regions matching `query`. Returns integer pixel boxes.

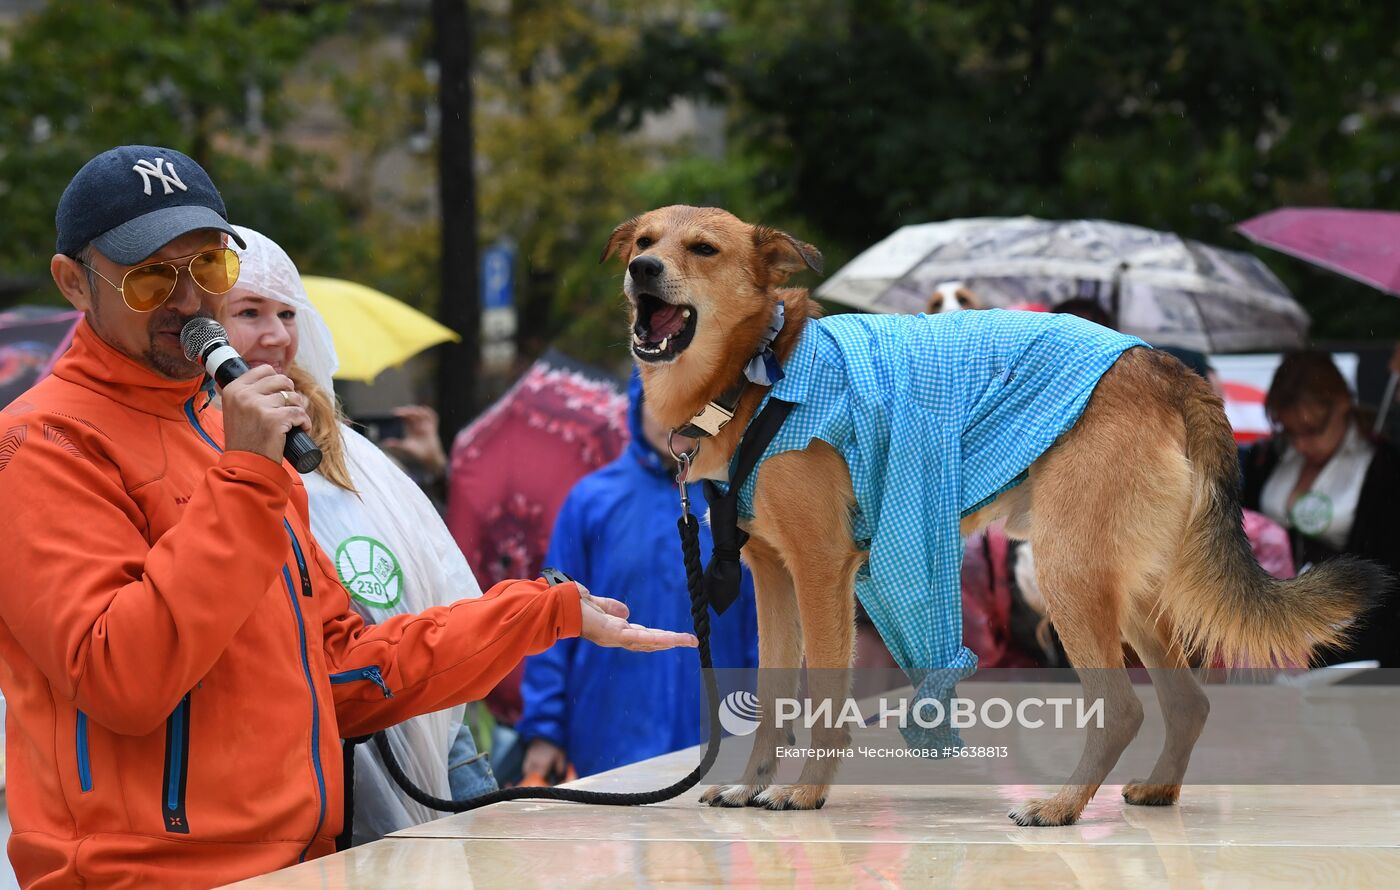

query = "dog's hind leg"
[1120,611,1210,807]
[1008,549,1144,827]
[1007,450,1154,825]
[1009,349,1194,826]
[701,534,803,808]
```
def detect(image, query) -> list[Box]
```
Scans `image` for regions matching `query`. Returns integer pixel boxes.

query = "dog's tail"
[1163,370,1388,666]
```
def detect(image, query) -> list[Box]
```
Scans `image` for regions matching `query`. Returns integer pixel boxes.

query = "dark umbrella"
[0,308,82,408]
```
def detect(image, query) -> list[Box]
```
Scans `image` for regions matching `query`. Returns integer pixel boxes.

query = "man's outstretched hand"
[576,587,698,652]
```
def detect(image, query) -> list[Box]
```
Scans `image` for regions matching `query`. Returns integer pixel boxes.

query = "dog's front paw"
[700,783,766,808]
[1008,797,1080,827]
[1122,781,1181,807]
[753,784,828,811]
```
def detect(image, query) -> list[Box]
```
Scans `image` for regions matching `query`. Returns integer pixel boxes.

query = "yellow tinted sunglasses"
[80,247,241,313]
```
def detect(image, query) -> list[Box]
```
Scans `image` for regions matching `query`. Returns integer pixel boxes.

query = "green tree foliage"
[6,0,1396,355]
[472,1,651,363]
[599,0,1400,340]
[0,0,356,304]
[316,1,663,367]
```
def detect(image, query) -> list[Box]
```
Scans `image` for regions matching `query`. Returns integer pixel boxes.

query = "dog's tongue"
[649,304,686,340]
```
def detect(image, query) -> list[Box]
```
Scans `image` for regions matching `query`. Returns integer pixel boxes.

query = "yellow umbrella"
[301,276,461,383]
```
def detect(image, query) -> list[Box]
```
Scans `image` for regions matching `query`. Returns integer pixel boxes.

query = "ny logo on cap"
[132,158,188,196]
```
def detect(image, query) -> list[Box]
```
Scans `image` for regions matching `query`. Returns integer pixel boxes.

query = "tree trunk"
[432,0,480,446]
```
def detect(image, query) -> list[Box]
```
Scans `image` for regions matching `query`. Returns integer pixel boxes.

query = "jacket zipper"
[284,518,313,598]
[162,693,192,833]
[76,710,92,793]
[281,565,328,861]
[185,396,327,860]
[328,666,394,699]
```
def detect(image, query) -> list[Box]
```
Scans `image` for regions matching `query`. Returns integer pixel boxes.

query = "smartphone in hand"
[353,414,406,444]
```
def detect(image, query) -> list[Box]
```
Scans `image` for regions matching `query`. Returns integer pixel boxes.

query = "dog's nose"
[629,255,664,282]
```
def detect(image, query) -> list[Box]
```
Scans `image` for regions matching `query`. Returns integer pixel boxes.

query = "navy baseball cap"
[55,145,246,264]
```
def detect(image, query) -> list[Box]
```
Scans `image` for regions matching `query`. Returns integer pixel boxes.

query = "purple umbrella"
[1236,208,1400,428]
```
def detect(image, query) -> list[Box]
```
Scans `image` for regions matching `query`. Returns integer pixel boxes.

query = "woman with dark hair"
[1241,350,1400,667]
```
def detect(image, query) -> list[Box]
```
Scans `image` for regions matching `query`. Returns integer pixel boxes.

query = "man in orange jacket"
[0,145,696,889]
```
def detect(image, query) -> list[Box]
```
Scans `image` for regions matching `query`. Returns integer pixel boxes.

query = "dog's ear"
[752,226,824,284]
[600,217,639,264]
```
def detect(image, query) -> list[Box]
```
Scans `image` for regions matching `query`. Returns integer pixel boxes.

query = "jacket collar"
[51,317,207,421]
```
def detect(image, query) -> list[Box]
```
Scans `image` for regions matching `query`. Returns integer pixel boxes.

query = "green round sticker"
[335,536,404,609]
[1290,491,1334,537]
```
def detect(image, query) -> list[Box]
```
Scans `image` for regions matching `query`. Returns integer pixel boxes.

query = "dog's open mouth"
[631,293,697,362]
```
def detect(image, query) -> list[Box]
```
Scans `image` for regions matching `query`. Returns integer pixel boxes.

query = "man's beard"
[143,340,202,380]
[146,307,215,379]
[91,299,210,380]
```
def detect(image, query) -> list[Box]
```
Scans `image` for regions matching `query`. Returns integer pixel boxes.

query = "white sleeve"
[337,425,482,606]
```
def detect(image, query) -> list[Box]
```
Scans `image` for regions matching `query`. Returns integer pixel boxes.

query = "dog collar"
[676,378,746,438]
[675,302,785,439]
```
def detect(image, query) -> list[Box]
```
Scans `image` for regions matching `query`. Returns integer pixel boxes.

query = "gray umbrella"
[815,216,1309,352]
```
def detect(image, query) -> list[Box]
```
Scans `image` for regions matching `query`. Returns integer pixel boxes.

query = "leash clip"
[677,462,692,520]
[668,430,701,518]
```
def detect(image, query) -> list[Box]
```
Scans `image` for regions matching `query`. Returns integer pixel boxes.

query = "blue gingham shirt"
[720,309,1144,747]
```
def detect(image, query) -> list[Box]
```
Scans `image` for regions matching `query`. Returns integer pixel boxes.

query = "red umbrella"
[445,350,629,722]
[446,351,628,589]
[1236,207,1400,427]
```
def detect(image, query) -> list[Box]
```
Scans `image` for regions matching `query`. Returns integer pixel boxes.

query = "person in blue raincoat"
[516,372,760,780]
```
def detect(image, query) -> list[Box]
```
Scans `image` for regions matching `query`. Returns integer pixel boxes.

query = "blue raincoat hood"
[624,367,669,477]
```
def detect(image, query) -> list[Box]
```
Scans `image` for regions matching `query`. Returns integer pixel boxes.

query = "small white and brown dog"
[925,281,981,314]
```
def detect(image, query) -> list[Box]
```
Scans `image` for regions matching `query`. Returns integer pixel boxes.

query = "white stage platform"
[227,746,1400,888]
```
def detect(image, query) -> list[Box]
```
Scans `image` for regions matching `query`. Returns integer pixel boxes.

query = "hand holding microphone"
[181,318,323,473]
[221,368,313,468]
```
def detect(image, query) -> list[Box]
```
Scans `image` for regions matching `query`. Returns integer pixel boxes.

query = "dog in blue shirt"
[604,205,1386,826]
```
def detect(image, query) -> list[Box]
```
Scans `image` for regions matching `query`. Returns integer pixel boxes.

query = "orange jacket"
[0,320,583,888]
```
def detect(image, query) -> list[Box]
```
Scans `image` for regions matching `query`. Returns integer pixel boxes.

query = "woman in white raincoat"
[221,226,496,844]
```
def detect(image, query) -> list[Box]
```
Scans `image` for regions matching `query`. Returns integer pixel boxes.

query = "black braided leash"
[366,508,720,813]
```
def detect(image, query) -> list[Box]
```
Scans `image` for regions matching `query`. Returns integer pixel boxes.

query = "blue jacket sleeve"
[515,492,591,749]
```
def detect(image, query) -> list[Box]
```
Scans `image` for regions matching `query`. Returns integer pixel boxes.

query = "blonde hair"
[286,363,356,493]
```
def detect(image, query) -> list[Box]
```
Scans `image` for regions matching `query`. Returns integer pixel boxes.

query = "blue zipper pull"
[331,666,394,699]
[363,666,393,699]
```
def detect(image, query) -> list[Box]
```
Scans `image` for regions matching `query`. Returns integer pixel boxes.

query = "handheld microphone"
[180,317,323,474]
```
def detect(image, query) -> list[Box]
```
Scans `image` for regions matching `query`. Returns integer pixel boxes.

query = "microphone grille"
[180,317,228,363]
